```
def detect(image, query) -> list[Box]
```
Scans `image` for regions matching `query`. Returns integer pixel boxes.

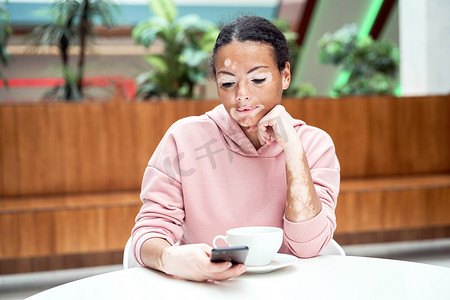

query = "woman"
[132,16,340,282]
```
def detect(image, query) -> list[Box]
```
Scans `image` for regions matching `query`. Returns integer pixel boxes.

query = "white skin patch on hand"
[287,163,314,220]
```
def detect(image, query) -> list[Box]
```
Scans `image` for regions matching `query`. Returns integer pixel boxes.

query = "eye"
[252,78,266,84]
[220,82,235,88]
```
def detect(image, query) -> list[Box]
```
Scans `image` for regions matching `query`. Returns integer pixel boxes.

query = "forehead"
[215,41,277,69]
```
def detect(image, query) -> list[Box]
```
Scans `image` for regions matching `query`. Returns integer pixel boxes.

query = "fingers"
[199,243,213,256]
[258,105,293,147]
[197,259,246,282]
[207,263,247,282]
[200,245,247,281]
[258,117,278,145]
[258,114,277,145]
[258,124,272,145]
[206,260,233,272]
[272,122,285,144]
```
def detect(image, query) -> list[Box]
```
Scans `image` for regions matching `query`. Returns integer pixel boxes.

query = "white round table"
[26,255,450,300]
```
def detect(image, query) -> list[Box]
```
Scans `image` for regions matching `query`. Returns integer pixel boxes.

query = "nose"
[235,82,250,102]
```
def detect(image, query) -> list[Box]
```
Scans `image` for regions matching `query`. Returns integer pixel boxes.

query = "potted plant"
[27,0,119,101]
[132,0,219,100]
[318,23,399,96]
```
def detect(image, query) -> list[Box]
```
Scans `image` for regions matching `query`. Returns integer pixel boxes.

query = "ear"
[281,62,291,90]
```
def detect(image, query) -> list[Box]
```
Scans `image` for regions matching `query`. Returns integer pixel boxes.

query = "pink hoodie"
[132,105,340,265]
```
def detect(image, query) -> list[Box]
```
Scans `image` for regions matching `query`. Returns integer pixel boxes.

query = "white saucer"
[245,253,298,274]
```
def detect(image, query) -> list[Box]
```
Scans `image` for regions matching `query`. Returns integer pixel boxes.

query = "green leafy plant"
[0,1,13,86]
[273,18,300,78]
[287,82,317,98]
[318,24,399,96]
[132,0,219,99]
[28,0,118,101]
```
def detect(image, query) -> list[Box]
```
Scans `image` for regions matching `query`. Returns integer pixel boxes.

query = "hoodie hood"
[205,104,305,158]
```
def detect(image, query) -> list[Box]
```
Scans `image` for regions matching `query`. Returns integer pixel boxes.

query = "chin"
[238,121,259,132]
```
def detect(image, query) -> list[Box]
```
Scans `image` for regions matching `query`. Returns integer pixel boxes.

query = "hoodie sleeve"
[131,124,186,266]
[283,125,340,258]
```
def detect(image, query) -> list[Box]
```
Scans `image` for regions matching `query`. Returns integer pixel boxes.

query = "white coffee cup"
[212,226,283,267]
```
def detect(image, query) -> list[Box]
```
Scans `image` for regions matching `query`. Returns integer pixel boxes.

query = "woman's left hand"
[257,105,297,149]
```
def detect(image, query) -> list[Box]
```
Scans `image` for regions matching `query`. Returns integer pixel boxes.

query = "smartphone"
[210,246,249,265]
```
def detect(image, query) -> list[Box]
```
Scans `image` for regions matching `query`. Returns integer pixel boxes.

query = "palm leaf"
[28,24,69,47]
[180,48,208,67]
[177,15,215,34]
[198,29,219,52]
[86,0,119,29]
[149,0,177,22]
[144,54,169,73]
[132,17,167,47]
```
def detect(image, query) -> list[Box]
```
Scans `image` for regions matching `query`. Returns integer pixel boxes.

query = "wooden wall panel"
[132,102,163,184]
[284,96,450,178]
[336,183,450,234]
[116,102,138,190]
[34,211,55,256]
[0,196,140,259]
[61,104,82,194]
[104,206,140,249]
[0,212,19,258]
[382,187,450,230]
[44,105,65,194]
[335,192,384,233]
[15,105,42,195]
[77,104,103,192]
[0,106,20,195]
[335,226,450,245]
[0,251,124,274]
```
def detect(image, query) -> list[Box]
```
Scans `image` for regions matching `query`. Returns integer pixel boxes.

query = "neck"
[242,127,262,150]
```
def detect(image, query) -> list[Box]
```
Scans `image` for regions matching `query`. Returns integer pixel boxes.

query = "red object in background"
[0,77,136,100]
[0,78,65,88]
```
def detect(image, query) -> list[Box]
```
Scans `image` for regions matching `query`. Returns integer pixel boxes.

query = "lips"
[236,106,258,113]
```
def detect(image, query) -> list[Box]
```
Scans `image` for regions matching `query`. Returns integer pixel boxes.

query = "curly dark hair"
[208,16,291,79]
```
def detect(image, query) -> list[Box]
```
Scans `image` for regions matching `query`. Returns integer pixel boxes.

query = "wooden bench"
[337,174,450,244]
[1,95,449,273]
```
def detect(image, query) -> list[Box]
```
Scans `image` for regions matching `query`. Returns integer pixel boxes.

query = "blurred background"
[2,0,448,101]
[1,0,449,299]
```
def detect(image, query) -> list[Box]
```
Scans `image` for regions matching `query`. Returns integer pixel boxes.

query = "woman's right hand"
[162,243,246,282]
[142,239,246,282]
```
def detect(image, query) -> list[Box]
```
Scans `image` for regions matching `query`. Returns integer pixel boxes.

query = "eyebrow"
[217,65,269,76]
[248,66,269,74]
